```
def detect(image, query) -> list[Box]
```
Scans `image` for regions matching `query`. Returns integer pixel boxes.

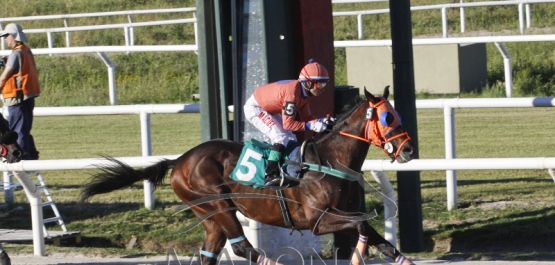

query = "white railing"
[335,34,555,98]
[0,3,552,102]
[1,98,555,254]
[332,0,555,40]
[1,98,554,250]
[0,104,199,256]
[0,8,197,50]
[0,45,197,106]
[396,97,555,211]
[2,104,199,208]
[24,18,197,49]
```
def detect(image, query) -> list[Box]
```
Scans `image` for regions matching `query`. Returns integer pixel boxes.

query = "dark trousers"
[8,98,38,160]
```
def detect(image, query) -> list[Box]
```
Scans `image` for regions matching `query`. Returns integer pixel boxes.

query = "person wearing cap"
[0,23,40,160]
[243,59,333,187]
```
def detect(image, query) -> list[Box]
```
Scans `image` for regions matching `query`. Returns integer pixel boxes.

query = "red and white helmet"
[299,59,329,83]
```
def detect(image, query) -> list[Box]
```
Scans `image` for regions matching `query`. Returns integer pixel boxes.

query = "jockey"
[243,59,331,187]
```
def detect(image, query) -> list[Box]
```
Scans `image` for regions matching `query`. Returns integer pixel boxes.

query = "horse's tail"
[79,156,176,203]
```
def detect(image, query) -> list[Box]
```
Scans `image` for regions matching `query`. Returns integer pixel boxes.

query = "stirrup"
[265,174,291,189]
[265,175,283,186]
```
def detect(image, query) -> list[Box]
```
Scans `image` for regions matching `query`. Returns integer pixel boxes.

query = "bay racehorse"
[79,86,416,265]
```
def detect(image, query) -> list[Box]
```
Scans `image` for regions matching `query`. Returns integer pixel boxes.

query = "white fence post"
[193,11,198,52]
[63,18,70,47]
[140,111,155,210]
[526,3,531,28]
[518,3,525,34]
[2,172,14,204]
[12,171,45,256]
[460,0,465,33]
[127,15,135,46]
[442,7,448,38]
[96,52,117,105]
[357,14,364,40]
[494,42,513,98]
[46,31,54,56]
[0,22,4,50]
[444,106,457,210]
[370,170,397,247]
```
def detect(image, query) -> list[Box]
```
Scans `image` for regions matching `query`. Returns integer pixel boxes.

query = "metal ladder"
[28,171,68,236]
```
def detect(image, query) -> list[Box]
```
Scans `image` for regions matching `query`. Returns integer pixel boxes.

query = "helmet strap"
[300,82,313,97]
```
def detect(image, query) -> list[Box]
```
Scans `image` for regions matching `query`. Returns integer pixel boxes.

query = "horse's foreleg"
[365,225,415,265]
[307,210,414,265]
[350,235,415,265]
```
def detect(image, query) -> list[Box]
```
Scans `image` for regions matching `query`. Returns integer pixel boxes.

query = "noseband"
[339,99,411,161]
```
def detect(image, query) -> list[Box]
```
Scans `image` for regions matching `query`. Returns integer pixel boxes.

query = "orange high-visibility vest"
[2,44,40,99]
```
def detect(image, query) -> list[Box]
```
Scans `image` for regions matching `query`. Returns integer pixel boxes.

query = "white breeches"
[244,95,296,147]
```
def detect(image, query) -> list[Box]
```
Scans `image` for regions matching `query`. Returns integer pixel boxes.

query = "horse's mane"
[314,95,366,143]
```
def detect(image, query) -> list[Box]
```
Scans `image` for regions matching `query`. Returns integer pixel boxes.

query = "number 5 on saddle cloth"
[230,139,300,189]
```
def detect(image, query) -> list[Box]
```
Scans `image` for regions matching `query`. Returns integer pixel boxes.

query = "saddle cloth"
[230,139,296,189]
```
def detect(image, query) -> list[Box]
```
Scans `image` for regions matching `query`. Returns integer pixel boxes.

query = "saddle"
[230,139,302,189]
[230,139,363,234]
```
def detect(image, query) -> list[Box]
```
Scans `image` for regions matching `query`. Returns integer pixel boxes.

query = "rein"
[336,99,411,161]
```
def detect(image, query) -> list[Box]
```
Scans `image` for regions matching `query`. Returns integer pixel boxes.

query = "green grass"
[3,0,555,106]
[2,0,555,260]
[1,113,205,256]
[2,108,555,259]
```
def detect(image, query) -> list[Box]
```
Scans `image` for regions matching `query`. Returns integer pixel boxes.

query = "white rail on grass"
[0,104,198,256]
[0,8,197,50]
[335,34,555,98]
[332,0,555,39]
[0,46,197,106]
[2,97,555,254]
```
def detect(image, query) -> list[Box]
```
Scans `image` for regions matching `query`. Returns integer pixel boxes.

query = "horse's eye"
[380,112,395,126]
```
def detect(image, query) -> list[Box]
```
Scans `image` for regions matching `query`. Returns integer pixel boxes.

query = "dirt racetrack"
[7,254,555,265]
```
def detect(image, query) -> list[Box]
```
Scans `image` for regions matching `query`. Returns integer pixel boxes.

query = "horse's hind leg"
[199,219,227,265]
[214,212,266,263]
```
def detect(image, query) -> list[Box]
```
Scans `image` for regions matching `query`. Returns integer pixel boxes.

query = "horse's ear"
[383,85,390,99]
[364,86,376,101]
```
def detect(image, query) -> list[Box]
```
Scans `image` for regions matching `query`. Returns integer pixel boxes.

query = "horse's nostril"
[403,147,413,155]
[13,150,22,158]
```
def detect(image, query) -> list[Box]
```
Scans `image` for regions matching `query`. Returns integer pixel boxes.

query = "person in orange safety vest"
[0,23,40,160]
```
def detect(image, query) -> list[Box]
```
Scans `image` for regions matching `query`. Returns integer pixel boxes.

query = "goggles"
[314,81,327,90]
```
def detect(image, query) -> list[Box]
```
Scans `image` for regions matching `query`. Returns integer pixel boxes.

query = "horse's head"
[335,86,414,163]
[364,86,414,163]
[0,114,22,163]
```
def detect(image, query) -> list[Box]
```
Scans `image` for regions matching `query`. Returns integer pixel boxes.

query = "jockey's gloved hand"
[305,121,327,133]
[320,116,336,126]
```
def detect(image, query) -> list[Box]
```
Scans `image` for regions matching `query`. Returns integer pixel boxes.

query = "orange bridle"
[339,99,411,161]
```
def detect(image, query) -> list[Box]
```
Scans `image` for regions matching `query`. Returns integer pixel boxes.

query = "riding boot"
[265,143,286,187]
[285,145,302,179]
